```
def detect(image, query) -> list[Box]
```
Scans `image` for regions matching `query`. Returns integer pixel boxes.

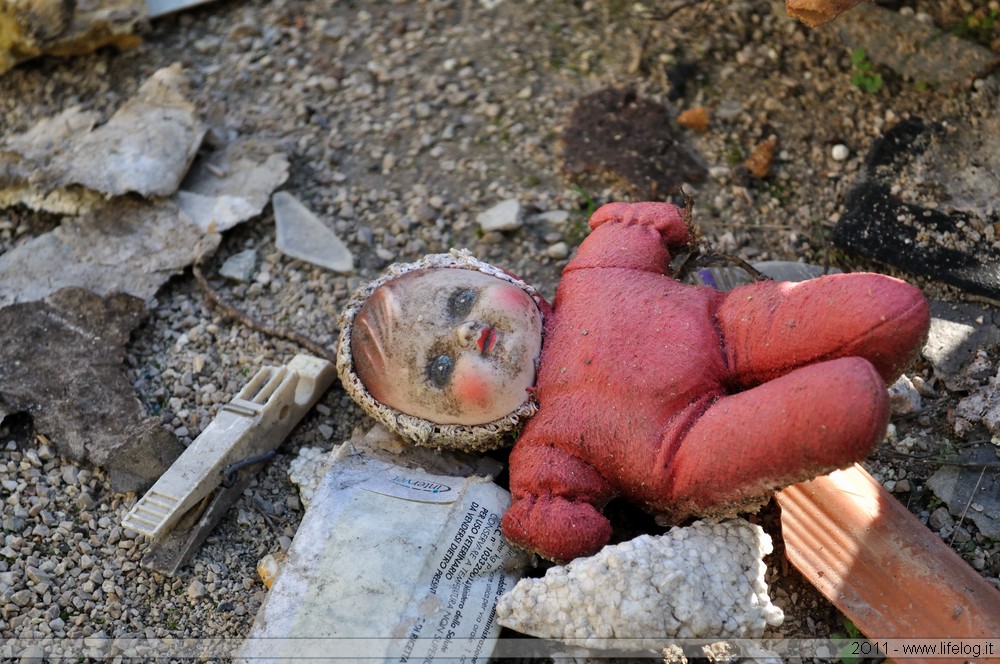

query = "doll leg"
[717,274,929,387]
[502,444,616,562]
[659,356,888,521]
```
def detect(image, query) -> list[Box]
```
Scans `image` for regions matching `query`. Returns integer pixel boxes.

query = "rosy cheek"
[452,366,494,410]
[493,284,533,312]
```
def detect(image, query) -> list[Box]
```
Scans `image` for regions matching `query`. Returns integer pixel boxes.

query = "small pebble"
[546,242,570,260]
[187,579,208,601]
[831,144,849,161]
[477,199,523,232]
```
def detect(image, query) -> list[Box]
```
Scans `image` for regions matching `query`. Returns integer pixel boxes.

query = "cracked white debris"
[495,518,784,651]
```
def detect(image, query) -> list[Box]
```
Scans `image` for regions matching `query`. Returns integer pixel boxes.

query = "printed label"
[360,468,458,504]
[400,492,524,663]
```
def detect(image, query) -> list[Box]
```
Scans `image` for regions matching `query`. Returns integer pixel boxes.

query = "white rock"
[546,242,569,260]
[888,375,922,415]
[219,249,258,282]
[535,210,570,224]
[187,579,207,600]
[287,446,335,508]
[496,519,783,651]
[831,144,850,161]
[477,199,523,232]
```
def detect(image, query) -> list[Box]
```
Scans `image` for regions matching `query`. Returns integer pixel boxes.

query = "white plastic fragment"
[121,354,335,540]
[496,519,784,652]
[273,191,354,273]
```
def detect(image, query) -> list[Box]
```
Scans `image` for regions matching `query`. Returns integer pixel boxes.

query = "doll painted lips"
[477,327,498,354]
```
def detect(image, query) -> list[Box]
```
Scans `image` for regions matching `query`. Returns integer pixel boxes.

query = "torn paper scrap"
[0,64,202,212]
[496,519,784,652]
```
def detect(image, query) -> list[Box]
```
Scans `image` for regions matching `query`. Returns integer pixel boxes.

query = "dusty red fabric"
[501,202,930,562]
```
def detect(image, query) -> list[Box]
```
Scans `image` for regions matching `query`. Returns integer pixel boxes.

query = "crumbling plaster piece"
[0,64,203,213]
[0,138,289,307]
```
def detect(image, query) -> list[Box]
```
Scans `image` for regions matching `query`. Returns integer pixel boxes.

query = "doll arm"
[501,443,616,562]
[565,202,691,275]
[716,274,930,387]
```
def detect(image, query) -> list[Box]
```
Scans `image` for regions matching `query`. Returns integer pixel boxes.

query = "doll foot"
[502,493,613,562]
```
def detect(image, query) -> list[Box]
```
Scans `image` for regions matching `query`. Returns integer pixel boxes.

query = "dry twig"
[192,264,337,364]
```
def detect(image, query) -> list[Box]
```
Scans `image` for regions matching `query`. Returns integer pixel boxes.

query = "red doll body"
[500,202,931,561]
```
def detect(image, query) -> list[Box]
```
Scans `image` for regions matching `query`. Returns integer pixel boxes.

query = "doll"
[337,202,930,562]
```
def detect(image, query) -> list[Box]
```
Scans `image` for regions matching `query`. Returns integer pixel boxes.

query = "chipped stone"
[219,249,258,282]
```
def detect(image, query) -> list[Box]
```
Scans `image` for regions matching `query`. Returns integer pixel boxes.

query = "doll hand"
[502,444,616,561]
[589,202,690,248]
[567,202,691,274]
[502,493,613,563]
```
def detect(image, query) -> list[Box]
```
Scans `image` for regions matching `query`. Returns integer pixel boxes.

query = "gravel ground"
[1,0,999,660]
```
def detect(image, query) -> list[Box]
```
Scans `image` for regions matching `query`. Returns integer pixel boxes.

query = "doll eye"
[448,288,477,319]
[426,354,454,388]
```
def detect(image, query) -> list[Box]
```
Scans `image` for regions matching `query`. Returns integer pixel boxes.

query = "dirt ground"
[1,0,999,660]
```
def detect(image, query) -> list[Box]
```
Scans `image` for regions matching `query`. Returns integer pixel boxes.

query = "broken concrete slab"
[562,87,707,200]
[0,288,184,492]
[0,138,289,307]
[922,302,1000,391]
[0,64,203,213]
[0,0,144,75]
[836,4,1000,89]
[833,118,1000,300]
[927,445,1000,538]
[273,191,354,273]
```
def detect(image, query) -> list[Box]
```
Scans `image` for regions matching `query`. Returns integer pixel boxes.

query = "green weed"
[849,48,883,93]
[952,9,999,45]
[834,617,865,663]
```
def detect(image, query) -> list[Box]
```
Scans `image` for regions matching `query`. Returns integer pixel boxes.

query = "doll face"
[351,268,544,425]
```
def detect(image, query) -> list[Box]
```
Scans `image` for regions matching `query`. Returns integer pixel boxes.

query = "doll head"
[337,250,547,450]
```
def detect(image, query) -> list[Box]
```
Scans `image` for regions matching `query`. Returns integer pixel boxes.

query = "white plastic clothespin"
[122,354,336,574]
